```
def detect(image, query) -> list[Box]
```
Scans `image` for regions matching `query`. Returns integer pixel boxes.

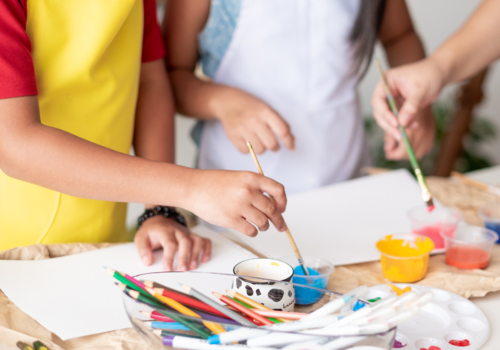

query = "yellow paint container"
[376,235,434,282]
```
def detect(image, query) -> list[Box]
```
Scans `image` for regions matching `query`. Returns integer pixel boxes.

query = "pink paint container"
[407,206,462,251]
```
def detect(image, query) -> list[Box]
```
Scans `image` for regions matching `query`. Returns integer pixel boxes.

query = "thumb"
[134,231,154,266]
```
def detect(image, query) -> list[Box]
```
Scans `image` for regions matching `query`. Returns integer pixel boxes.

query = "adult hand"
[186,170,287,237]
[371,58,446,140]
[134,216,211,271]
[217,88,295,154]
[384,107,436,160]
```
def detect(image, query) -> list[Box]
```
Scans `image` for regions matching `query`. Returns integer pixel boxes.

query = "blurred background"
[128,0,500,228]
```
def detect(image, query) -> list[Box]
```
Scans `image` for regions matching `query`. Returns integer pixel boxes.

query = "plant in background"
[364,102,496,175]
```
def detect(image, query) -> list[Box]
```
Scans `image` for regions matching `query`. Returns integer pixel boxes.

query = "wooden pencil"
[226,290,288,322]
[146,287,226,335]
[213,292,274,326]
[117,283,166,309]
[152,307,213,339]
[152,329,201,339]
[180,284,256,327]
[246,141,309,275]
[150,286,230,319]
[226,296,281,324]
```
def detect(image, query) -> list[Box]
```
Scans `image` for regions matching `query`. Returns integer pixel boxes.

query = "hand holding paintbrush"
[375,59,435,212]
[246,141,309,275]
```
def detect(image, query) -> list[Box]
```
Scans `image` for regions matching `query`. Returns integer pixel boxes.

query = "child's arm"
[131,59,211,271]
[163,0,295,155]
[0,96,287,235]
[372,0,500,147]
[376,0,435,160]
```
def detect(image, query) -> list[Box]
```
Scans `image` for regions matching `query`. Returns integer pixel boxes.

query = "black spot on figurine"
[236,278,242,289]
[256,289,261,296]
[245,285,254,296]
[288,290,292,297]
[268,289,284,302]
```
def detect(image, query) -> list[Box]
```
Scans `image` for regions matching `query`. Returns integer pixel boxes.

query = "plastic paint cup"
[278,255,334,305]
[441,224,498,269]
[376,235,434,283]
[478,202,500,244]
[407,206,462,250]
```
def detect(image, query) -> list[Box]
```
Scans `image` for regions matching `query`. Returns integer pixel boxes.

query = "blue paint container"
[478,203,500,244]
[279,255,335,305]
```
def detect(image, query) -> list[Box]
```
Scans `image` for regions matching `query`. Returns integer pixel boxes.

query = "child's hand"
[134,216,211,271]
[383,107,436,160]
[186,170,287,237]
[216,88,295,154]
[371,58,445,139]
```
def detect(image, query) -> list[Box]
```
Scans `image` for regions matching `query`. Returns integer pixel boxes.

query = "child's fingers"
[247,135,266,154]
[134,231,154,266]
[158,234,178,272]
[399,88,426,127]
[373,110,401,141]
[256,123,280,152]
[371,83,399,128]
[258,177,287,214]
[252,193,285,231]
[232,217,259,237]
[174,229,193,272]
[267,112,295,151]
[201,239,212,263]
[188,234,206,270]
[243,206,270,232]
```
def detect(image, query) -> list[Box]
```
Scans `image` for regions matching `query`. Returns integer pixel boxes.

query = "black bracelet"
[137,206,187,229]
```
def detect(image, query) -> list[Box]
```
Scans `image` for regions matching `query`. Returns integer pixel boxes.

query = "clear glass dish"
[121,271,396,350]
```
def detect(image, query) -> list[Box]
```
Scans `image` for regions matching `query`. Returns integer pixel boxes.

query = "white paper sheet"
[0,225,255,340]
[226,169,428,266]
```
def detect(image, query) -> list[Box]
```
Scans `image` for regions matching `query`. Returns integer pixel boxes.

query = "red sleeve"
[142,0,166,63]
[0,0,38,99]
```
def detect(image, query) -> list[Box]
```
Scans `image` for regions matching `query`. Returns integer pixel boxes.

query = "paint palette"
[366,284,489,350]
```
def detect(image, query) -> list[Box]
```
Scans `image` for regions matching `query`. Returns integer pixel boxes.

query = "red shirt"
[0,0,166,99]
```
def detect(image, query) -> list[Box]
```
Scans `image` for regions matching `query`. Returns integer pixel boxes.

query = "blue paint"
[353,300,365,311]
[485,222,500,243]
[292,266,326,305]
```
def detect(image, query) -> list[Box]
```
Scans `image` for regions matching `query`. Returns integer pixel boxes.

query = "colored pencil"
[118,283,166,309]
[250,309,307,320]
[227,290,288,323]
[375,59,434,212]
[16,342,34,350]
[151,286,230,319]
[226,296,282,324]
[145,321,192,331]
[152,307,213,339]
[246,141,309,275]
[152,329,201,339]
[213,292,274,326]
[139,310,175,322]
[33,342,49,350]
[106,267,146,294]
[181,284,256,327]
[145,287,226,335]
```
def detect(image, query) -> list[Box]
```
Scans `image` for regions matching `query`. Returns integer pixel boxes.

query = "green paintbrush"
[375,59,435,212]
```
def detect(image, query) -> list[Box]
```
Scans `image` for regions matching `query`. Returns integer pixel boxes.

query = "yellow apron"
[0,0,144,251]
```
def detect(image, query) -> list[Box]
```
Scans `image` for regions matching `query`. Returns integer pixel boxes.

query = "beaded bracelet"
[137,206,187,229]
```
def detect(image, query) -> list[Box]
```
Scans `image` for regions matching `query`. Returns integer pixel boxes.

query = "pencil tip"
[226,289,235,296]
[212,292,222,298]
[180,284,190,292]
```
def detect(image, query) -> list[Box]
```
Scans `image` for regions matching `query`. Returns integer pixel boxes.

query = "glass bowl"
[121,271,396,349]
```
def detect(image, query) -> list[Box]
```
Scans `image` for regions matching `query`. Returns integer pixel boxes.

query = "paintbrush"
[246,141,309,275]
[375,59,435,212]
[451,171,500,196]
